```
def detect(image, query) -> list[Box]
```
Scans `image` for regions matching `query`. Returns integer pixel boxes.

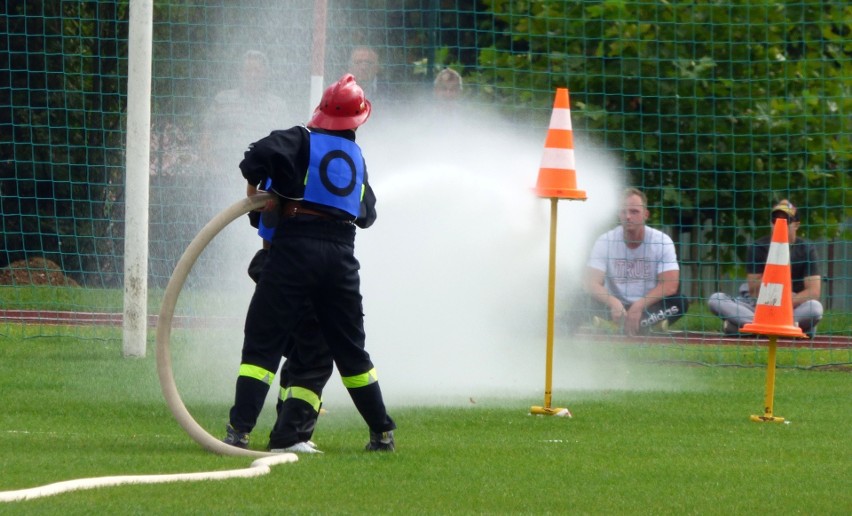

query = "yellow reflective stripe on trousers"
[238,363,275,386]
[341,368,378,389]
[280,386,322,413]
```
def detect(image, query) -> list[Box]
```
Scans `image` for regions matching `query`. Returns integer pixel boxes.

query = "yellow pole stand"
[530,199,571,418]
[750,336,785,423]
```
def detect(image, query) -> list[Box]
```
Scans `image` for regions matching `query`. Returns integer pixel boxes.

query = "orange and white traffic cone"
[741,217,805,338]
[533,88,586,200]
[530,88,586,418]
[742,217,805,423]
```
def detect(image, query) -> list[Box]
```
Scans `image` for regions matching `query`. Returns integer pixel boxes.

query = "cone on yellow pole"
[529,87,586,419]
[741,218,805,339]
[533,88,587,200]
[742,217,806,423]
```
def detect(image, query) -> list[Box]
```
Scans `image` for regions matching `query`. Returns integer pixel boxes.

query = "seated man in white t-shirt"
[581,188,690,336]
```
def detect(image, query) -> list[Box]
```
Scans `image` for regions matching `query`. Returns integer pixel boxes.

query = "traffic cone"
[533,88,587,200]
[741,218,806,338]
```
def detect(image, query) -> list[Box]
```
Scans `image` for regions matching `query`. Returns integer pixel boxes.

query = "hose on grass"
[0,454,296,502]
[0,194,299,504]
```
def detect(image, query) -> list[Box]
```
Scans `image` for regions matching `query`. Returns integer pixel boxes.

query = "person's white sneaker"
[270,442,323,454]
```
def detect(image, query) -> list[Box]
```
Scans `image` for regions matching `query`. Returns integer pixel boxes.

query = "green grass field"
[1,329,850,515]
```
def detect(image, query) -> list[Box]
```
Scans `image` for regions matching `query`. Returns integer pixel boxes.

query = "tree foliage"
[1,1,221,286]
[1,1,128,286]
[1,0,849,286]
[470,0,850,265]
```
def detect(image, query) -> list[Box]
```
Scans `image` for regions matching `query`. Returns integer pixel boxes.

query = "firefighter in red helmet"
[224,74,396,453]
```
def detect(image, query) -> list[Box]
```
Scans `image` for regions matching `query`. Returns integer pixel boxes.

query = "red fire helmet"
[308,74,372,131]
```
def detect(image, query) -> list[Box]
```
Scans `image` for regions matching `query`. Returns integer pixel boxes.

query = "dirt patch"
[0,257,80,287]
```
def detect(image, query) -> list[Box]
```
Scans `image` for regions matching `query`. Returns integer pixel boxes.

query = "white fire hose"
[1,194,296,503]
[155,193,281,458]
[0,454,296,502]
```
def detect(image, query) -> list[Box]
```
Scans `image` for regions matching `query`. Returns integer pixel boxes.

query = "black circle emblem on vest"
[318,150,357,197]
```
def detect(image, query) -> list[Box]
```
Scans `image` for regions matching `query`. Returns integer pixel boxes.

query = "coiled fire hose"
[1,194,296,503]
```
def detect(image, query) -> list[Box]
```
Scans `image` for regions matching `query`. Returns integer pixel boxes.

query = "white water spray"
[160,0,701,406]
[347,106,634,405]
[173,102,702,412]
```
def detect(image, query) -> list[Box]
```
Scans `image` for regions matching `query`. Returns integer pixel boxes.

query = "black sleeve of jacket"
[355,165,377,229]
[239,126,309,198]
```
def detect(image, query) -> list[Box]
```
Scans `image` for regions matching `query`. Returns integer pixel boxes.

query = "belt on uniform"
[281,201,337,220]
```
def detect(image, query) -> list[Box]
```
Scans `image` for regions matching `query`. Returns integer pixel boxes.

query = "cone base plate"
[530,406,572,417]
[740,323,805,338]
[750,414,785,423]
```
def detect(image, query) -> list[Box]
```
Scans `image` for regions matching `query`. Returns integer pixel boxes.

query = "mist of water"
[172,104,708,413]
[166,4,705,409]
[349,107,660,406]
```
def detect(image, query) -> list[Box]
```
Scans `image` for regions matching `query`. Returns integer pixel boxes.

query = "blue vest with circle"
[303,132,365,217]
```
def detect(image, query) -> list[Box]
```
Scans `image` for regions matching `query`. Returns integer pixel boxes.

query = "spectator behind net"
[708,199,823,337]
[202,50,289,179]
[580,187,690,336]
